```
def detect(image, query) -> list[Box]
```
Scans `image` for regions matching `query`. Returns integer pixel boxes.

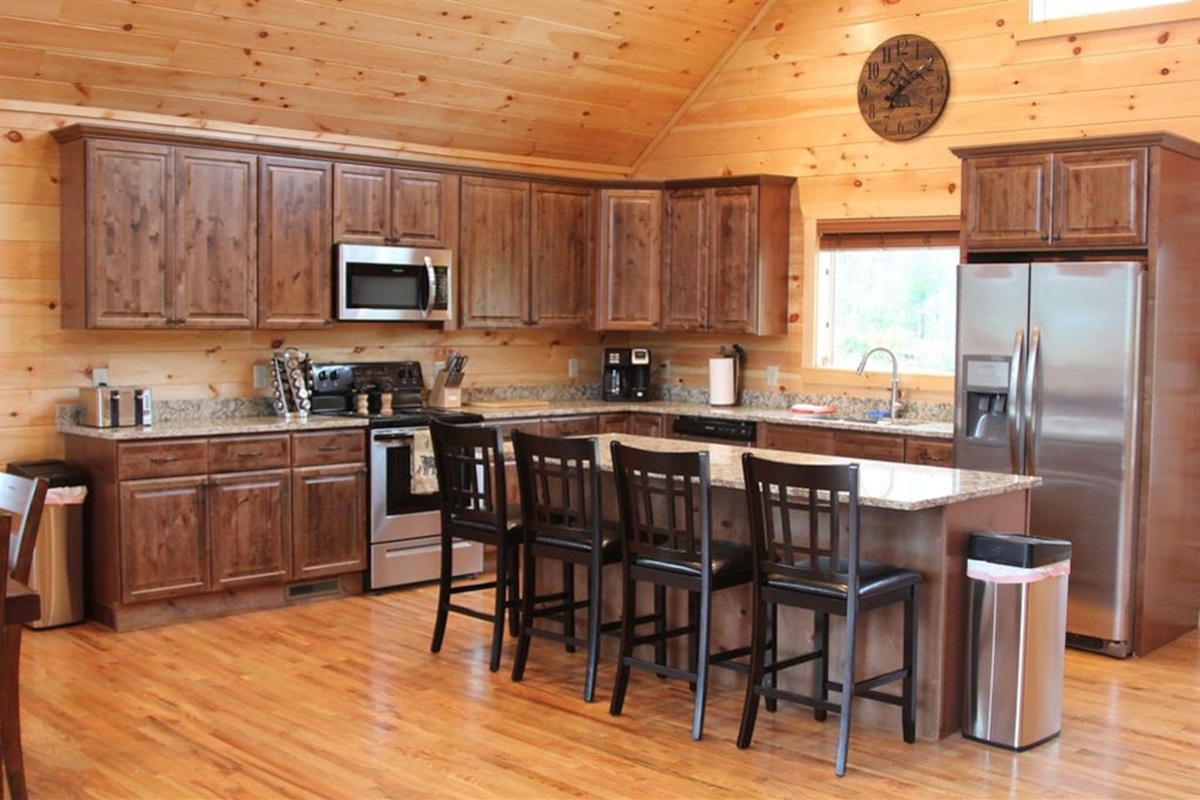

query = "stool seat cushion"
[767,557,921,600]
[635,539,753,587]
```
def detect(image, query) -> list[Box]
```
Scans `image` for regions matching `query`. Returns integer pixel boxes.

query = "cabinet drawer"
[119,439,208,480]
[540,415,599,438]
[208,434,291,472]
[759,424,833,454]
[905,437,954,466]
[493,418,543,442]
[292,430,365,466]
[832,432,904,462]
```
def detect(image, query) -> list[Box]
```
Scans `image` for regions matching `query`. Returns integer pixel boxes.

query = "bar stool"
[428,420,522,673]
[738,454,920,777]
[608,441,753,741]
[509,431,621,702]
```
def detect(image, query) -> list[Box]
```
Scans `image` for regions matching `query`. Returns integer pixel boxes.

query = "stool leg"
[430,532,453,654]
[583,554,603,703]
[511,540,537,683]
[764,602,778,714]
[563,561,577,653]
[2,624,28,800]
[690,582,712,741]
[653,584,667,669]
[489,539,510,673]
[736,592,768,749]
[609,566,636,717]
[813,611,829,722]
[507,539,521,638]
[835,605,858,777]
[903,587,918,744]
[687,590,700,692]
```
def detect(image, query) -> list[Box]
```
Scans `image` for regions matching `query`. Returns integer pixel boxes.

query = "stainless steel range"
[310,360,484,591]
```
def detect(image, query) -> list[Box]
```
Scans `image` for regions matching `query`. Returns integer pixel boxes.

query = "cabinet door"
[597,188,663,330]
[598,413,628,434]
[85,140,173,328]
[174,147,257,327]
[709,186,757,333]
[531,183,594,328]
[119,475,209,603]
[962,154,1053,249]
[832,431,904,462]
[628,413,664,437]
[292,464,366,578]
[333,163,390,243]
[662,188,710,331]
[1053,148,1147,248]
[460,176,530,328]
[209,469,292,587]
[258,156,332,328]
[392,168,459,248]
[758,424,832,454]
[905,437,954,467]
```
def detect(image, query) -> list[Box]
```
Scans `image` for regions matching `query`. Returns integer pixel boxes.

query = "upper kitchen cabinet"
[662,177,793,335]
[55,133,257,328]
[957,144,1148,251]
[597,188,663,330]
[332,163,459,249]
[258,156,333,328]
[459,177,594,328]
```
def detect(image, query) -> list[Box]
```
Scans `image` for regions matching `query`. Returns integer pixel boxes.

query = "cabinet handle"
[317,444,342,452]
[149,455,179,464]
[237,451,265,458]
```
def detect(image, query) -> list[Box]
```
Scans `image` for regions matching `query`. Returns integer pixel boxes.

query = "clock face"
[858,34,950,142]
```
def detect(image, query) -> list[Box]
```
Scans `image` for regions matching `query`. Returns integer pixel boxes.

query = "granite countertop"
[56,399,952,441]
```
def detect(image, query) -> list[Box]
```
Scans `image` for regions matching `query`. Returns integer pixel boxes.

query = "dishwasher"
[671,415,757,446]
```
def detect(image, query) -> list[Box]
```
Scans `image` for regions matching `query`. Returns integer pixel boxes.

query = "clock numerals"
[868,61,880,80]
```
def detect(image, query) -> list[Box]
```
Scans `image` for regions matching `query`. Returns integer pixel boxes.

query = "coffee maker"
[603,347,652,401]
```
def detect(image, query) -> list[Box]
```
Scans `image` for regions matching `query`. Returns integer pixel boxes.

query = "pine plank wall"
[1,0,1198,467]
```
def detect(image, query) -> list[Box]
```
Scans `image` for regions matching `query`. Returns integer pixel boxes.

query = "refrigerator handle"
[1025,326,1041,477]
[1007,327,1024,474]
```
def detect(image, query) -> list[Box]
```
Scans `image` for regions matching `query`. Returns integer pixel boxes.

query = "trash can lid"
[6,459,88,488]
[968,532,1071,568]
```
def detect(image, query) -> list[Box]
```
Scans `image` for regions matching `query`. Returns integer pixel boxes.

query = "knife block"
[429,370,461,409]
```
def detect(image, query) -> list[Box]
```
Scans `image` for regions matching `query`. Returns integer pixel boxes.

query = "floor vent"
[287,579,342,602]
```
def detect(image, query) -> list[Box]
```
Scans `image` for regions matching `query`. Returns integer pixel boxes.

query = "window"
[814,219,959,376]
[1030,0,1187,22]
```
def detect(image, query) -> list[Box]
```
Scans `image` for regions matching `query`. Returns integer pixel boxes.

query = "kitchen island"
[476,432,1039,741]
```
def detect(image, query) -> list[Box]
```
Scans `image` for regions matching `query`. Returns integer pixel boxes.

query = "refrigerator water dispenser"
[961,356,1010,443]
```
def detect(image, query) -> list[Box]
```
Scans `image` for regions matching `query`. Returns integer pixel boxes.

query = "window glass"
[1030,0,1186,22]
[814,222,958,375]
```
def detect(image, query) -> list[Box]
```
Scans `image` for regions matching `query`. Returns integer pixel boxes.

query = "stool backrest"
[741,455,861,588]
[512,431,602,548]
[0,473,49,583]
[429,420,509,535]
[610,441,710,565]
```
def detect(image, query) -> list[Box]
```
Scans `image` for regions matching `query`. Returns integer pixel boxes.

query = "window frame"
[1016,0,1199,43]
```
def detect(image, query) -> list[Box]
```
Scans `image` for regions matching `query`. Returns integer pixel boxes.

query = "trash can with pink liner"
[963,532,1072,751]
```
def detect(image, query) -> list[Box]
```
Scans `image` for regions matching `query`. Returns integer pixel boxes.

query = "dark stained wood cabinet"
[832,431,904,462]
[758,424,832,454]
[539,414,599,438]
[333,163,459,249]
[119,474,209,604]
[597,188,663,330]
[758,422,947,465]
[598,413,628,434]
[459,176,531,328]
[628,412,665,438]
[207,435,292,588]
[662,177,792,335]
[531,182,594,328]
[291,430,366,579]
[960,147,1147,250]
[257,156,333,328]
[905,437,954,467]
[56,137,257,328]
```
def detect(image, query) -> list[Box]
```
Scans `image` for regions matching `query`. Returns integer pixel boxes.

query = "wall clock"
[858,34,950,142]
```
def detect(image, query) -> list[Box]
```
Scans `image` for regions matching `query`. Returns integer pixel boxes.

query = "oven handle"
[373,431,415,444]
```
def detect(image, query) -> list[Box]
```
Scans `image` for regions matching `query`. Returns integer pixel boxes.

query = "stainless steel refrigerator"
[954,261,1143,658]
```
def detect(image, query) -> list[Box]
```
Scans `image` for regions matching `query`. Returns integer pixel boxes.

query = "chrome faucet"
[856,347,902,420]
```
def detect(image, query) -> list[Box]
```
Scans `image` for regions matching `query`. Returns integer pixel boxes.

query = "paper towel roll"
[709,357,736,406]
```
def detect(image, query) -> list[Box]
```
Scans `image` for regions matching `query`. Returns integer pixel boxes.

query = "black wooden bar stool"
[738,454,920,776]
[428,420,522,673]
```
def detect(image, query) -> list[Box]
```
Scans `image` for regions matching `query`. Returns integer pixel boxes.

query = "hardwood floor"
[13,582,1200,798]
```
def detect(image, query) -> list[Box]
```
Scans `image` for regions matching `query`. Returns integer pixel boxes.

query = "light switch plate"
[91,367,109,387]
[252,363,270,389]
[766,365,780,386]
[568,357,579,378]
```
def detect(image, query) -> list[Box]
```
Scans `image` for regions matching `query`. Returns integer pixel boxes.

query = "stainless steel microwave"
[335,243,453,322]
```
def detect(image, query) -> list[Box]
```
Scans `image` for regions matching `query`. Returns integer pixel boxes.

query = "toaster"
[80,386,153,428]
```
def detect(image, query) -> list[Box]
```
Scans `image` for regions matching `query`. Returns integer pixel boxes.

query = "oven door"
[370,428,439,545]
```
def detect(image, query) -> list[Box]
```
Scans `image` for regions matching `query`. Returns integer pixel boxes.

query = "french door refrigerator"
[955,261,1143,658]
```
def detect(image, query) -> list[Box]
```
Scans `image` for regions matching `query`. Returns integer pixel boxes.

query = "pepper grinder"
[355,393,369,416]
[380,391,393,416]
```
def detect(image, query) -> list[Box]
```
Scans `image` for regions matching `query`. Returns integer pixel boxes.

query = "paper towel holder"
[709,344,746,406]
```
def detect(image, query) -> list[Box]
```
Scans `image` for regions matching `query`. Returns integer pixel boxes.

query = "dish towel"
[411,428,439,495]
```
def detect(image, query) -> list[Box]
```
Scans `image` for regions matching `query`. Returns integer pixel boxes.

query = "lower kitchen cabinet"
[757,423,951,465]
[905,437,954,466]
[65,428,367,630]
[628,412,664,437]
[539,414,599,438]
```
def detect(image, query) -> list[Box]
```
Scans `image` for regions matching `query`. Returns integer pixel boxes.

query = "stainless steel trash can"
[6,460,88,629]
[964,532,1072,751]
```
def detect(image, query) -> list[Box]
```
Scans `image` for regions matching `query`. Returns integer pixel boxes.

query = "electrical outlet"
[661,360,671,379]
[91,367,109,387]
[434,360,446,375]
[252,363,270,390]
[766,365,780,386]
[568,357,579,378]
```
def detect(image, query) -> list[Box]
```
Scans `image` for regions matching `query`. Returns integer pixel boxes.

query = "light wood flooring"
[14,582,1200,798]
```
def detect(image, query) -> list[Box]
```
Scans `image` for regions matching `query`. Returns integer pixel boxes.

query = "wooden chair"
[608,441,754,741]
[1,473,49,800]
[428,420,522,673]
[737,455,920,777]
[509,431,621,702]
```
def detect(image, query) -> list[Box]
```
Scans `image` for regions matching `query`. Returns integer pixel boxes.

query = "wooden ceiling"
[0,0,773,173]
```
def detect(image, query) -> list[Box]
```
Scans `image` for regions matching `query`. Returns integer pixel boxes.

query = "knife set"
[269,347,312,418]
[429,350,467,409]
